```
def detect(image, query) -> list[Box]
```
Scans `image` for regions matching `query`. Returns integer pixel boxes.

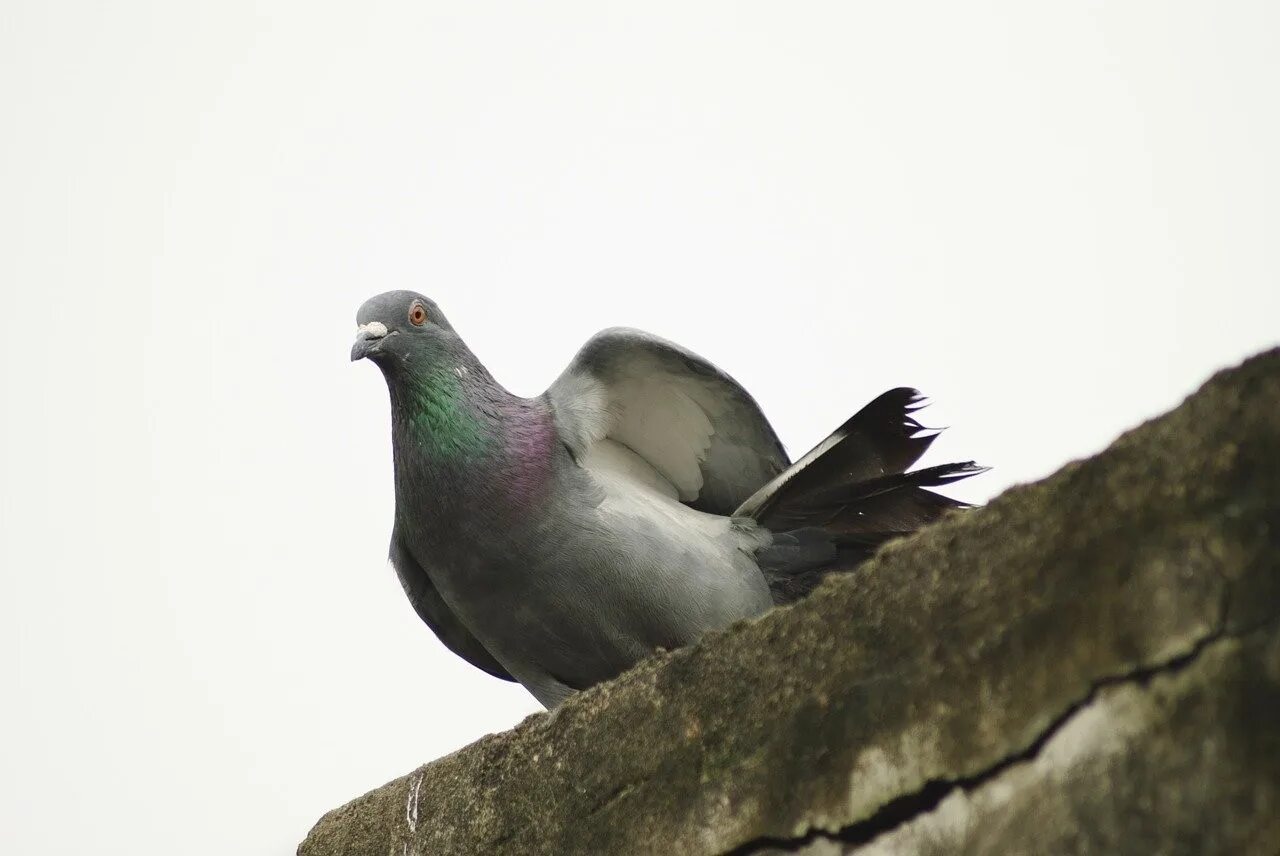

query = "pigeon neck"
[391,359,502,465]
[388,357,557,509]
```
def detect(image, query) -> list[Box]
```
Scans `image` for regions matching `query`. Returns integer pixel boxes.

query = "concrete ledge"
[300,348,1280,856]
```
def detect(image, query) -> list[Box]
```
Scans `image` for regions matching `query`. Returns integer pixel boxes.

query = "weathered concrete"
[803,628,1280,855]
[300,348,1280,856]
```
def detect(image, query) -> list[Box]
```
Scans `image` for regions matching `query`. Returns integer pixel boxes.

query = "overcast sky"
[2,2,1278,854]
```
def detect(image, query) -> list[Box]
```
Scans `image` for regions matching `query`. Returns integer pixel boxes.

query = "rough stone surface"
[300,349,1280,856]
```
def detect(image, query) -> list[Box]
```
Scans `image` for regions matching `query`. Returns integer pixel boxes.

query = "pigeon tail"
[744,388,987,603]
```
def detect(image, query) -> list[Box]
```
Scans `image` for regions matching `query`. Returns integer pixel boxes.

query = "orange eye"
[408,303,428,326]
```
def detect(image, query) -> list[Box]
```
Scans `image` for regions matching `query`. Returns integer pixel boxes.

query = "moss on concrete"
[299,348,1280,856]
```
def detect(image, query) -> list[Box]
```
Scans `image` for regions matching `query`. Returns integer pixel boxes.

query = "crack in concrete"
[587,781,638,817]
[723,623,1240,856]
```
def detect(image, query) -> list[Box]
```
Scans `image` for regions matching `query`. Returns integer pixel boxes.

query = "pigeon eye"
[408,303,428,326]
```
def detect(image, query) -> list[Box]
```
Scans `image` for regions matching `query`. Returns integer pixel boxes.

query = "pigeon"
[351,291,984,707]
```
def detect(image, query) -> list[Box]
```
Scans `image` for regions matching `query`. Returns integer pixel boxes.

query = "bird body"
[353,291,982,707]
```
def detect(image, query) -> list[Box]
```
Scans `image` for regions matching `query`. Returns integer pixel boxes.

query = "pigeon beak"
[350,322,390,362]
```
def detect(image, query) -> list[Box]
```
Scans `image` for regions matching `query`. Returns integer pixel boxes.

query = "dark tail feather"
[759,461,987,533]
[737,387,944,523]
[798,386,940,483]
[748,390,986,603]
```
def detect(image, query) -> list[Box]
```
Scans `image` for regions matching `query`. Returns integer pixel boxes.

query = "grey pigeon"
[351,291,983,707]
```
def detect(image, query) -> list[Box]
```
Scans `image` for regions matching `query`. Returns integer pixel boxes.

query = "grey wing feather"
[546,327,790,514]
[389,526,515,682]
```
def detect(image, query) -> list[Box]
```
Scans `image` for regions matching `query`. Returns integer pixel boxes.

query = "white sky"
[2,2,1277,854]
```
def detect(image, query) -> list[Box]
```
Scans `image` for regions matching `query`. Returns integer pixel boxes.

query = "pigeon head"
[350,290,460,370]
[350,289,530,476]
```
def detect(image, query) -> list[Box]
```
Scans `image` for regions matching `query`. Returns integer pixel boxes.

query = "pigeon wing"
[389,526,515,681]
[546,327,790,514]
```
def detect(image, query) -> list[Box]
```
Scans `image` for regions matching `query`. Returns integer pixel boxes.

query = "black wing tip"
[871,386,957,437]
[916,460,991,483]
[873,386,927,411]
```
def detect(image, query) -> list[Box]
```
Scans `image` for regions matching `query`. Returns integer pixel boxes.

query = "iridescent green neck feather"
[399,367,492,462]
